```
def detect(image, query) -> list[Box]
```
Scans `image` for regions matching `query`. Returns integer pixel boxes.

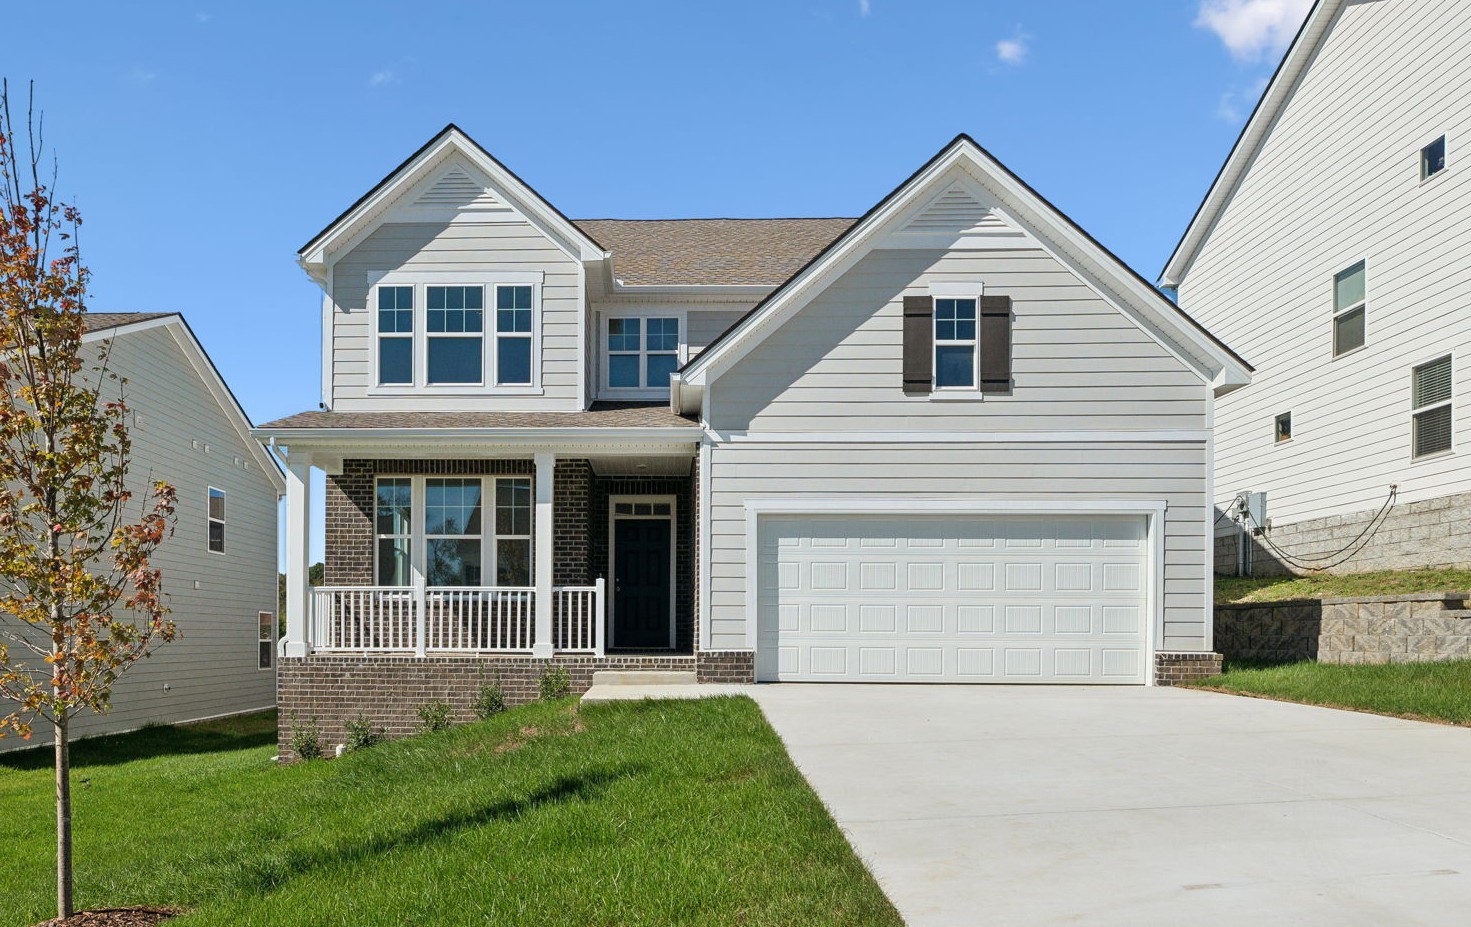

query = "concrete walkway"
[748,684,1471,927]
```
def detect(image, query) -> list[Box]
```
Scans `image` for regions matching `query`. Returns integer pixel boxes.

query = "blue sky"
[6,0,1311,564]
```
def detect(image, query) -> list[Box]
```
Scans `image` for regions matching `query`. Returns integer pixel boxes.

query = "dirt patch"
[33,907,179,927]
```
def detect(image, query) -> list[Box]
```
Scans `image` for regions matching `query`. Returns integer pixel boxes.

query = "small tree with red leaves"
[0,82,177,921]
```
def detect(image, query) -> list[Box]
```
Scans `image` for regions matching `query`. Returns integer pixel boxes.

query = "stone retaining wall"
[1215,592,1471,664]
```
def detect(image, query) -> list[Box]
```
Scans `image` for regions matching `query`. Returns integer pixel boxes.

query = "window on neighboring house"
[495,285,533,386]
[207,487,226,553]
[377,285,414,385]
[494,478,532,586]
[1332,262,1366,357]
[258,612,274,670]
[934,298,978,388]
[1412,355,1453,459]
[1274,411,1292,443]
[375,478,413,585]
[606,316,681,391]
[1422,135,1447,180]
[426,285,484,384]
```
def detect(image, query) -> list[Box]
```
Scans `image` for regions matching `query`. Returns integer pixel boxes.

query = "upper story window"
[604,315,681,394]
[934,298,978,389]
[371,278,540,392]
[1412,355,1453,459]
[207,487,226,554]
[1332,262,1366,357]
[1421,136,1447,181]
[1274,411,1292,443]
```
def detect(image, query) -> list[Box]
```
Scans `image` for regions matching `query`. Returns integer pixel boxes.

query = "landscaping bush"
[473,682,507,719]
[289,713,323,761]
[417,700,452,733]
[344,715,387,751]
[539,665,571,700]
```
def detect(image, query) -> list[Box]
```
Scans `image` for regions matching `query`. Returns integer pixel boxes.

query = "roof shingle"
[83,312,175,333]
[573,218,854,286]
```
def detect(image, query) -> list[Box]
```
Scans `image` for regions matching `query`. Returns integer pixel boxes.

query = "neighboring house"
[1162,0,1471,575]
[257,126,1250,749]
[0,313,284,752]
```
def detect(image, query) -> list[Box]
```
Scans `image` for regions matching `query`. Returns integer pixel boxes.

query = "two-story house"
[1162,0,1471,576]
[257,126,1251,752]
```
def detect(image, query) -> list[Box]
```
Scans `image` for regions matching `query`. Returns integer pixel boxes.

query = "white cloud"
[1215,76,1270,122]
[128,67,157,84]
[1196,0,1313,61]
[368,70,397,88]
[857,0,871,17]
[995,31,1028,66]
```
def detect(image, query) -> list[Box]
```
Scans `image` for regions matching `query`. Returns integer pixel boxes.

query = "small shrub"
[473,682,507,719]
[344,715,386,751]
[539,665,571,700]
[417,699,452,734]
[289,713,323,761]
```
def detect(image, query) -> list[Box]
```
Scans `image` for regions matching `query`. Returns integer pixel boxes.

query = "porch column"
[281,452,314,659]
[532,450,555,658]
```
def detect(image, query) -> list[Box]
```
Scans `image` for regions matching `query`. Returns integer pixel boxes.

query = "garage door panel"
[757,515,1149,684]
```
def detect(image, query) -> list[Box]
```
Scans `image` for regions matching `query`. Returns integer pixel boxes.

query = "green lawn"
[1215,568,1471,605]
[1183,658,1471,725]
[0,699,901,927]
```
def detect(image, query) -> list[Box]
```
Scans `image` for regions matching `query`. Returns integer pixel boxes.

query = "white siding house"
[1162,0,1471,574]
[258,126,1249,752]
[0,314,284,752]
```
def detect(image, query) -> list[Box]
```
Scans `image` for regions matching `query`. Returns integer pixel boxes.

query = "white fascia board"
[708,429,1211,444]
[87,315,287,492]
[1159,0,1341,288]
[250,426,702,448]
[744,498,1168,516]
[611,283,772,297]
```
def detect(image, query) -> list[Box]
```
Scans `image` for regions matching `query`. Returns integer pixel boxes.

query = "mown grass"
[1214,568,1471,605]
[0,698,900,927]
[1182,658,1471,725]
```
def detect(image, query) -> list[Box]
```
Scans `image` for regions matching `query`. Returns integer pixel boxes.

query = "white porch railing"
[311,580,604,656]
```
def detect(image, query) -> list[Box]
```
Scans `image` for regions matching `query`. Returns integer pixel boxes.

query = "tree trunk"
[55,710,73,920]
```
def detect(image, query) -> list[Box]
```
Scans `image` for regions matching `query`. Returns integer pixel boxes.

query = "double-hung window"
[1332,262,1366,356]
[207,487,226,553]
[934,298,978,389]
[606,316,680,393]
[495,285,533,386]
[1412,355,1453,459]
[373,476,534,587]
[258,612,275,670]
[426,285,484,385]
[377,286,414,385]
[1422,136,1447,181]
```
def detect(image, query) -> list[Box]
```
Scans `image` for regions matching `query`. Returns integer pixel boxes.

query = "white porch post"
[532,451,555,658]
[282,452,314,659]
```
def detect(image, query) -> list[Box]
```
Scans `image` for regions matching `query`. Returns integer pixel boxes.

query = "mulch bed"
[32,907,179,927]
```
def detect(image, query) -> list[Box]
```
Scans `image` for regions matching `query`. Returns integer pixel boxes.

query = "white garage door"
[756,514,1149,684]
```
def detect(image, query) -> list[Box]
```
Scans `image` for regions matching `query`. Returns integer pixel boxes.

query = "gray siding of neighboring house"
[704,246,1212,653]
[0,325,279,752]
[329,221,584,412]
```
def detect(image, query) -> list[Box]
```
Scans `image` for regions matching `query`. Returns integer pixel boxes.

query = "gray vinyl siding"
[704,243,1212,654]
[1177,0,1471,528]
[0,326,278,751]
[687,309,747,357]
[330,221,583,411]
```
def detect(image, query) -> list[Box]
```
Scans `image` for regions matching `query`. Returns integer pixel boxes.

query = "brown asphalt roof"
[83,312,175,332]
[573,218,855,287]
[257,401,698,431]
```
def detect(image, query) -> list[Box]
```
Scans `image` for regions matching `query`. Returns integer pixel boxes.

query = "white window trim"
[366,270,545,396]
[599,310,688,400]
[206,486,226,555]
[374,475,535,588]
[1273,411,1292,444]
[1331,260,1367,359]
[1410,353,1454,462]
[607,494,678,650]
[1420,134,1448,185]
[258,611,275,670]
[930,284,983,393]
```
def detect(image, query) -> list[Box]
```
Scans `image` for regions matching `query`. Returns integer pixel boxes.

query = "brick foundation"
[1215,592,1471,664]
[695,650,755,683]
[1153,651,1224,685]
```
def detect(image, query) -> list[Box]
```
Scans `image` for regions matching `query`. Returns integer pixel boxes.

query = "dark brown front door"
[612,518,672,649]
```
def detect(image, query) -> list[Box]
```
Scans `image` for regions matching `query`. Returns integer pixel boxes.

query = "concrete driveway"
[748,685,1471,927]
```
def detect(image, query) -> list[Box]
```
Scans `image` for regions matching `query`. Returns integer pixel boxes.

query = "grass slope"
[1215,568,1471,605]
[0,699,901,927]
[1184,659,1471,725]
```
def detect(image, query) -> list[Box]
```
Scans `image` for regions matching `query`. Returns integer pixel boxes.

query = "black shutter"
[902,294,934,394]
[979,294,1013,393]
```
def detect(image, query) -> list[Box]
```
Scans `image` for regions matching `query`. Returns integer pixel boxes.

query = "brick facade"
[695,650,755,683]
[1216,490,1471,578]
[1153,651,1224,685]
[1215,592,1471,664]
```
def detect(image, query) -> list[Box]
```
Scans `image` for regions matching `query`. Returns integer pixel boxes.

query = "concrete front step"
[591,670,697,687]
[581,683,753,704]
